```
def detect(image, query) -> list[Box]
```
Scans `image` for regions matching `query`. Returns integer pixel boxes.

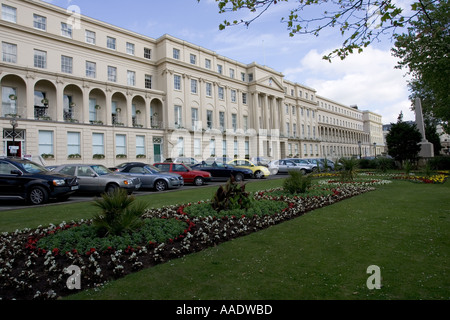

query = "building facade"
[1,0,383,167]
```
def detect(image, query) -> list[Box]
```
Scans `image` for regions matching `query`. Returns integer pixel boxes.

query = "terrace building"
[1,0,383,167]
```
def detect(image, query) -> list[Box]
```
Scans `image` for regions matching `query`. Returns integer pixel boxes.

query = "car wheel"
[28,186,48,205]
[300,169,306,175]
[154,180,168,191]
[234,173,243,182]
[106,183,119,194]
[193,177,204,186]
[254,170,263,179]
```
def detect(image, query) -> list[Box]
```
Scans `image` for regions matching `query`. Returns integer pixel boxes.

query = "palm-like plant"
[92,188,147,237]
[339,157,359,181]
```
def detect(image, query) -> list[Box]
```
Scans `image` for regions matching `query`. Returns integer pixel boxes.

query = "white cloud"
[284,47,415,124]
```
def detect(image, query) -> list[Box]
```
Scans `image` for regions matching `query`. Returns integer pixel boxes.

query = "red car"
[153,163,212,186]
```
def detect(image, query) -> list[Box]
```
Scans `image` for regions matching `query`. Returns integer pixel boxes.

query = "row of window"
[173,74,248,104]
[2,41,154,89]
[38,131,146,158]
[175,137,250,158]
[1,4,153,60]
[172,48,253,82]
[319,100,362,120]
[2,3,255,82]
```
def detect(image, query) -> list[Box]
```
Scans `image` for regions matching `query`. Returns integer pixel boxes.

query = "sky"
[42,0,417,124]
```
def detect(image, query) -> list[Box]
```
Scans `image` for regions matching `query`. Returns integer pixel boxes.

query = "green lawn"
[66,177,449,300]
[1,175,449,300]
[0,179,284,233]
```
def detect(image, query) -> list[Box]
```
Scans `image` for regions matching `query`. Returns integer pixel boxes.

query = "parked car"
[227,159,271,179]
[204,157,232,165]
[52,164,141,195]
[0,157,79,205]
[285,158,317,172]
[191,162,253,181]
[111,162,184,191]
[268,159,310,175]
[249,157,278,174]
[153,162,212,186]
[305,158,335,171]
[250,157,271,167]
[173,157,200,166]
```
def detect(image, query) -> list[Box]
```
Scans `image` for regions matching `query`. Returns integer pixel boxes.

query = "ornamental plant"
[283,170,312,194]
[338,157,359,181]
[92,188,147,237]
[211,176,252,212]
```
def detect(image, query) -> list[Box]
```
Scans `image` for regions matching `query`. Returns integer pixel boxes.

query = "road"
[0,174,285,212]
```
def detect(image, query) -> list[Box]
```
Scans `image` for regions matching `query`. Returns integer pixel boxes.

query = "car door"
[75,165,100,192]
[0,161,25,196]
[285,160,299,172]
[172,164,191,182]
[126,166,154,188]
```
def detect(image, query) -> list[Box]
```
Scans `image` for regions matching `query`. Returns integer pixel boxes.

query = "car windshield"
[91,165,111,175]
[22,161,48,173]
[144,165,160,173]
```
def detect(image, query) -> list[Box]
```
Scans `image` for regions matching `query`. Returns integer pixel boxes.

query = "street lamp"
[373,142,377,158]
[10,116,18,157]
[358,140,362,159]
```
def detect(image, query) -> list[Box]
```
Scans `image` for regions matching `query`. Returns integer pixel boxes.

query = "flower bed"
[392,174,448,184]
[0,182,376,300]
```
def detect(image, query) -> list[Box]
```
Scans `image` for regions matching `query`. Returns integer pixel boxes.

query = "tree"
[201,0,441,60]
[386,112,422,164]
[424,118,442,156]
[392,0,450,134]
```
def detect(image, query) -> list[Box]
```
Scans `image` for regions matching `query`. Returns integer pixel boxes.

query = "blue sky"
[42,0,416,124]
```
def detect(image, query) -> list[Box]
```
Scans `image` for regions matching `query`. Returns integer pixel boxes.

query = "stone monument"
[414,97,434,158]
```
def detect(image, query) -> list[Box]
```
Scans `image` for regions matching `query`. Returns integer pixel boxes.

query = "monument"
[414,97,434,158]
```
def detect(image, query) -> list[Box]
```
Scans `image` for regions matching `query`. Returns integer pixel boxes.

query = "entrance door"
[7,141,22,157]
[154,144,162,163]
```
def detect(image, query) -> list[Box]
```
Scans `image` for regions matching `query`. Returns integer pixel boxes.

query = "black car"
[0,157,79,205]
[190,162,253,181]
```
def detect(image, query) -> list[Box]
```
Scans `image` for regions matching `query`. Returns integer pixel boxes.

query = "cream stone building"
[1,0,383,168]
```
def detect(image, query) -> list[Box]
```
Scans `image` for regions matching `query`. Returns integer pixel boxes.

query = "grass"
[0,179,284,233]
[66,176,449,300]
[1,174,449,300]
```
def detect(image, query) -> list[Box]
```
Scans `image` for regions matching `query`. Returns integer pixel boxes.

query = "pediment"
[256,76,284,92]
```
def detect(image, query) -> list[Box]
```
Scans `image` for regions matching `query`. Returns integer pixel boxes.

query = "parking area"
[0,174,285,212]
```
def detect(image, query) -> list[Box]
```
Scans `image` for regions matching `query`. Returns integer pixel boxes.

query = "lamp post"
[10,116,18,157]
[358,140,362,159]
[373,142,377,158]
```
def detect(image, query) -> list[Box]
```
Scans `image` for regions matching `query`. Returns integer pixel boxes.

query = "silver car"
[268,159,309,175]
[276,158,315,174]
[52,164,141,194]
[113,162,184,191]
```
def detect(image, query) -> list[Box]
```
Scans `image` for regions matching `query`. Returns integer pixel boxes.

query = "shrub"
[211,177,252,212]
[92,188,148,237]
[283,170,312,194]
[428,156,450,170]
[339,157,359,181]
[376,157,394,172]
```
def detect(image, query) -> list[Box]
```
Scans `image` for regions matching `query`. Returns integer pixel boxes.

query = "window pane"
[39,131,53,155]
[33,14,46,30]
[67,132,81,155]
[34,50,46,68]
[92,133,104,154]
[2,42,17,63]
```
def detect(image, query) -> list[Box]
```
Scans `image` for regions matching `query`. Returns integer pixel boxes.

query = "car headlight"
[123,180,133,185]
[169,177,176,181]
[52,179,65,186]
